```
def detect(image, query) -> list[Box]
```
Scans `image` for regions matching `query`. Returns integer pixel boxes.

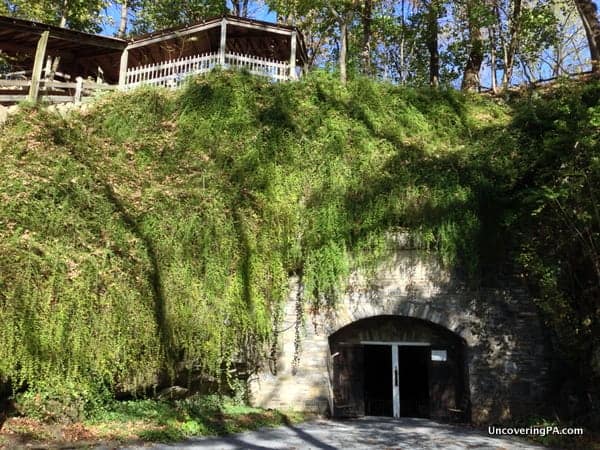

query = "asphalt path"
[125,417,548,449]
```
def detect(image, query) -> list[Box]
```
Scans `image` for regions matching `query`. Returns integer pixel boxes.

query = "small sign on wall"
[431,349,447,361]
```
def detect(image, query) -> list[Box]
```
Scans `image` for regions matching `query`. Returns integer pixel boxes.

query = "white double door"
[391,344,400,418]
[363,341,430,418]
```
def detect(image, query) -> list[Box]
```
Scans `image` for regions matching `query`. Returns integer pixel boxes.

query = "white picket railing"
[124,52,291,89]
[224,53,290,82]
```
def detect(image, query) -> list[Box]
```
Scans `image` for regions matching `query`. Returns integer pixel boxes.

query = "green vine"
[1,72,596,413]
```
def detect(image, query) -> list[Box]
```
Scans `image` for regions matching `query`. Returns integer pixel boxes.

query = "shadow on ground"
[125,417,546,450]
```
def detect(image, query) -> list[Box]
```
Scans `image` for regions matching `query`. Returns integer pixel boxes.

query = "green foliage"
[1,72,598,421]
[507,81,600,375]
[0,72,499,408]
[16,379,112,422]
[87,395,300,441]
[3,0,107,32]
[132,0,227,33]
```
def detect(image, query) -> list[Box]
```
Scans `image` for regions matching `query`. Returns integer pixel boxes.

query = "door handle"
[394,367,398,386]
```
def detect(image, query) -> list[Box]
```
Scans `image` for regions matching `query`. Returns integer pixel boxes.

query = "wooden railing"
[224,53,290,82]
[0,77,117,104]
[125,53,220,89]
[124,52,291,89]
[1,52,293,103]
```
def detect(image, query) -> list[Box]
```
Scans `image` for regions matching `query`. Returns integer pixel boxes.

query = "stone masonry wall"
[248,244,551,424]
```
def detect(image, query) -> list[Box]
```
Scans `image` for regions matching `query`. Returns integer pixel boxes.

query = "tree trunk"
[340,19,348,84]
[360,0,373,75]
[426,0,440,87]
[59,0,68,27]
[573,0,600,72]
[232,0,249,17]
[117,0,128,38]
[491,0,503,92]
[554,43,563,77]
[48,0,69,79]
[503,0,522,88]
[489,26,498,93]
[400,0,406,83]
[461,0,483,92]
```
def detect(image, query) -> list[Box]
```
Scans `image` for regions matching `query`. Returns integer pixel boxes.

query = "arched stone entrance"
[249,247,551,424]
[329,316,468,421]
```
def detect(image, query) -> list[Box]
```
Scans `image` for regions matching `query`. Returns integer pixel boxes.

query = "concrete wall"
[248,244,551,424]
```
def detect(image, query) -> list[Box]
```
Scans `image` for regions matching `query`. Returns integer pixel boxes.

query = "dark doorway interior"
[399,346,430,418]
[363,345,392,416]
[329,316,468,421]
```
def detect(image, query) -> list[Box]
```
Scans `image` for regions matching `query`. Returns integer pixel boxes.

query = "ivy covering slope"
[0,72,597,420]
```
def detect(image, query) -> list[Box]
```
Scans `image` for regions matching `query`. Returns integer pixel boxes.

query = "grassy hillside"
[0,71,598,424]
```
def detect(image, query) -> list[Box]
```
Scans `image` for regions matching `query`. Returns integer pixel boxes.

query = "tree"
[116,0,131,38]
[461,0,486,91]
[573,0,600,72]
[482,0,560,90]
[513,2,559,83]
[425,0,440,86]
[2,0,107,32]
[546,0,589,76]
[133,0,227,32]
[266,0,362,83]
[332,3,357,84]
[360,0,374,74]
[230,0,250,17]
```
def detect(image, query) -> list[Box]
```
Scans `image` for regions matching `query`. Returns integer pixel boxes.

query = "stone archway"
[328,316,468,421]
[249,247,551,424]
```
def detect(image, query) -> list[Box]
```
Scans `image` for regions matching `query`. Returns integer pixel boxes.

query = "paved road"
[128,417,547,449]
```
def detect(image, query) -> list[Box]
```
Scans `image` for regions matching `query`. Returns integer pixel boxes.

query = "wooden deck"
[0,77,117,105]
[1,14,306,105]
[1,53,293,105]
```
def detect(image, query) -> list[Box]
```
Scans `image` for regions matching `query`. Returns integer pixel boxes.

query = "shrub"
[15,380,112,423]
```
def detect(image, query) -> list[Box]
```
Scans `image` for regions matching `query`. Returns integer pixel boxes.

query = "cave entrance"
[329,316,468,421]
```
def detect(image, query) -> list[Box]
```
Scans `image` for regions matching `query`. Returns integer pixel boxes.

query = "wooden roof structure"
[0,15,126,82]
[0,14,308,84]
[127,15,308,68]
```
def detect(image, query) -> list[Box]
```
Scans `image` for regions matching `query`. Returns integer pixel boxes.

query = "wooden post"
[74,77,83,103]
[28,31,49,102]
[44,55,52,80]
[219,18,227,66]
[119,48,129,87]
[289,31,297,80]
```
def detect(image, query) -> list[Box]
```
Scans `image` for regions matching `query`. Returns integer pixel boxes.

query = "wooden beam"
[225,17,295,36]
[289,31,297,80]
[119,48,128,86]
[0,16,126,50]
[0,94,29,102]
[219,18,227,66]
[28,30,49,102]
[0,40,54,56]
[0,80,32,87]
[126,20,222,50]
